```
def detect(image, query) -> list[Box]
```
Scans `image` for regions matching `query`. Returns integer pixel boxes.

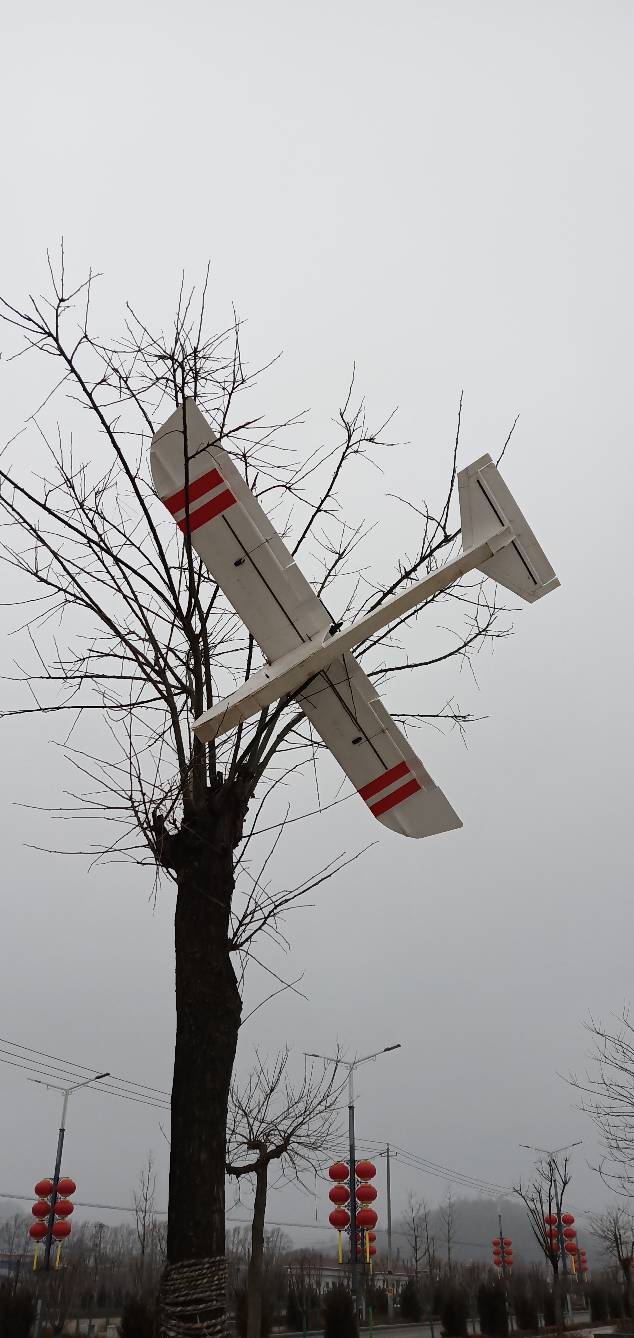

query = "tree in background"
[0,254,510,1335]
[589,1206,634,1315]
[572,1010,634,1197]
[226,1050,342,1338]
[514,1153,572,1331]
[441,1190,457,1277]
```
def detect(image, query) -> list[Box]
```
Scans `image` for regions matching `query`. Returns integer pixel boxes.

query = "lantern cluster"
[544,1212,576,1259]
[328,1159,379,1265]
[329,1162,351,1263]
[492,1236,513,1271]
[355,1161,378,1261]
[29,1176,76,1269]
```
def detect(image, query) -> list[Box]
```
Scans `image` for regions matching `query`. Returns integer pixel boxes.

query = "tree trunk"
[552,1267,563,1333]
[158,785,246,1338]
[247,1163,268,1338]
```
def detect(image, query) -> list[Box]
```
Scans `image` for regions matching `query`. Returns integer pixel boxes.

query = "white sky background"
[0,0,632,1247]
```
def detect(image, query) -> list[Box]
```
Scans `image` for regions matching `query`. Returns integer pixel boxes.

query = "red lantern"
[329,1184,350,1205]
[565,1242,577,1255]
[56,1178,76,1197]
[369,1245,377,1256]
[563,1227,576,1240]
[503,1238,512,1247]
[356,1207,378,1229]
[329,1162,349,1182]
[561,1213,574,1226]
[368,1232,377,1242]
[356,1183,378,1204]
[54,1199,74,1218]
[29,1222,47,1241]
[31,1201,50,1220]
[52,1220,71,1240]
[544,1214,558,1226]
[355,1160,376,1180]
[34,1179,54,1198]
[492,1239,502,1247]
[329,1209,350,1230]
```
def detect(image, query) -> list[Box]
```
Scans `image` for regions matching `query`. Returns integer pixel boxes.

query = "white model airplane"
[151,400,559,840]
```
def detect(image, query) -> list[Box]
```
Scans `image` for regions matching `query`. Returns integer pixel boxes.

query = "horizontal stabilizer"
[458,455,559,603]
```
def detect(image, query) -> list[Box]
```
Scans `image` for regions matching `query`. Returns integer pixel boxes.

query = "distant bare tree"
[589,1207,634,1313]
[226,1050,343,1338]
[571,1010,634,1197]
[134,1152,158,1292]
[440,1190,456,1276]
[514,1154,572,1330]
[402,1194,424,1279]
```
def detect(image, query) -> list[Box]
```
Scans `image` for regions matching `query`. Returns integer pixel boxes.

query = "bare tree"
[0,254,510,1336]
[571,1010,634,1197]
[226,1050,343,1338]
[589,1207,634,1313]
[514,1154,572,1330]
[402,1194,424,1279]
[440,1189,456,1276]
[134,1152,158,1292]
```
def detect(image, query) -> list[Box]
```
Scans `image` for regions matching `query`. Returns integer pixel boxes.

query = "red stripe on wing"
[358,760,410,802]
[177,488,237,532]
[163,467,224,516]
[369,777,422,818]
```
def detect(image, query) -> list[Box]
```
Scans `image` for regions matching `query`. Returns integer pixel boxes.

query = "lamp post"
[32,1070,109,1338]
[305,1044,401,1320]
[520,1141,582,1322]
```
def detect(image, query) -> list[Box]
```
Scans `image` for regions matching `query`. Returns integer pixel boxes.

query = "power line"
[0,1039,170,1112]
[0,1036,170,1096]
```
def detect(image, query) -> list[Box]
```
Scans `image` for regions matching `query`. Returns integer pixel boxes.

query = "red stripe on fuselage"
[176,487,237,532]
[369,777,422,817]
[163,467,224,516]
[358,760,410,802]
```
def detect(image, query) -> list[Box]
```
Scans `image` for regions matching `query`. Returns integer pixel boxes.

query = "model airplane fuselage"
[151,400,559,839]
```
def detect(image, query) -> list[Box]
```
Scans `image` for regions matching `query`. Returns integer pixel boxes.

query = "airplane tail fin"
[458,454,560,603]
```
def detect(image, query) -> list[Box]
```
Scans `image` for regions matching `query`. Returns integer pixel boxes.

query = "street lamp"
[305,1044,401,1319]
[31,1071,109,1338]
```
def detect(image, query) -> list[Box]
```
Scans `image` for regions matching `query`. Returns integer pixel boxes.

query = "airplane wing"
[296,653,462,839]
[151,398,332,662]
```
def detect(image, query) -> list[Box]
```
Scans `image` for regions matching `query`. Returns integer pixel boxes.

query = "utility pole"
[348,1064,358,1319]
[305,1044,401,1321]
[377,1144,396,1320]
[32,1071,109,1338]
[498,1210,511,1333]
[386,1144,393,1321]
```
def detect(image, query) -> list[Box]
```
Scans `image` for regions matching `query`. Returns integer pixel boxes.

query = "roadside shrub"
[119,1293,156,1338]
[440,1284,469,1337]
[511,1284,538,1331]
[588,1285,609,1323]
[0,1284,34,1338]
[477,1280,508,1336]
[400,1277,422,1322]
[322,1285,358,1338]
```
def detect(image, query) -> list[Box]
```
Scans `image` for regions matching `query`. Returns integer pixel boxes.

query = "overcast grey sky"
[0,0,632,1247]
